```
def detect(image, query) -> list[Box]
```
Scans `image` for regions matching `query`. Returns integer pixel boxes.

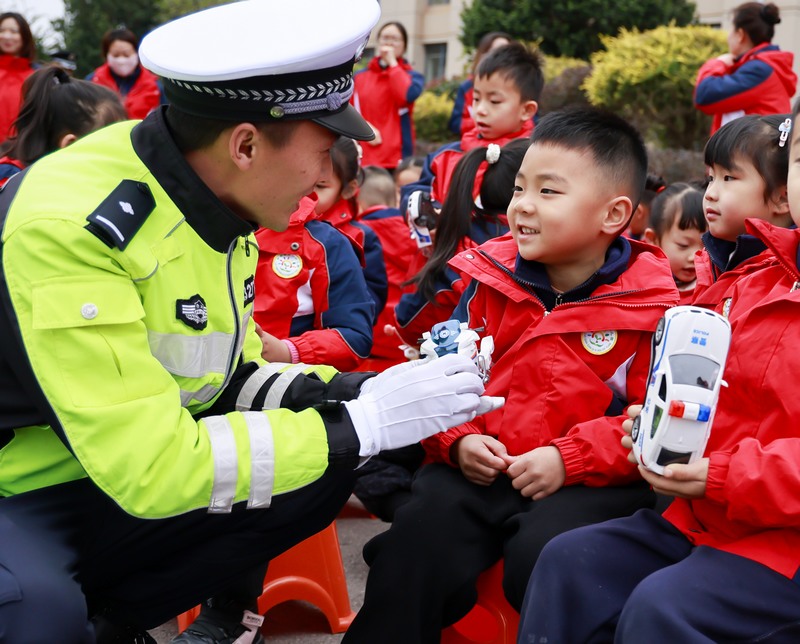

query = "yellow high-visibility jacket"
[0,110,366,518]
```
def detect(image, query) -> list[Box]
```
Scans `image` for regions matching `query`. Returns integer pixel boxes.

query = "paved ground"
[149,497,389,643]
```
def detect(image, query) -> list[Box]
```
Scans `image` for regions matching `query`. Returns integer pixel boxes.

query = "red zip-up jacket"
[664,219,800,579]
[0,54,35,141]
[358,204,418,370]
[352,57,425,169]
[253,197,374,371]
[90,63,162,120]
[694,43,796,135]
[692,229,776,313]
[423,236,678,485]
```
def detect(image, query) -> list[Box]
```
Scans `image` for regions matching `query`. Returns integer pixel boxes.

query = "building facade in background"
[373,0,799,94]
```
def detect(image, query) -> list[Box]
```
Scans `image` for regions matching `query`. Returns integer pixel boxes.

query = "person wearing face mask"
[87,27,163,120]
[0,12,38,143]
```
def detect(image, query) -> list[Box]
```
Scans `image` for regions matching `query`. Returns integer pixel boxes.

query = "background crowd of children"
[2,1,800,642]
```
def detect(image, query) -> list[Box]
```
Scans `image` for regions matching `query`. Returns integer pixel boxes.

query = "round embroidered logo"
[722,297,732,319]
[272,254,303,279]
[582,330,617,355]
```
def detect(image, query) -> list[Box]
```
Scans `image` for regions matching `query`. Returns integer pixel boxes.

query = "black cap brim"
[313,104,375,141]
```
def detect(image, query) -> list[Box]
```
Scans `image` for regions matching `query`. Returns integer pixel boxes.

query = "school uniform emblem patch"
[272,254,303,279]
[176,294,208,330]
[722,298,732,319]
[582,330,617,355]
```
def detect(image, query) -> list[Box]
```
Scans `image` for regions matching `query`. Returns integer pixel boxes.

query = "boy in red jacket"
[400,41,542,213]
[342,107,679,643]
[517,102,800,643]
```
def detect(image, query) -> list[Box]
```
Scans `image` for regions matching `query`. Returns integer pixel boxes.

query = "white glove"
[357,357,430,397]
[343,353,504,457]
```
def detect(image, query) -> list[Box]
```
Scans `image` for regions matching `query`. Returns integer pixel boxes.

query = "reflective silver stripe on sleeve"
[235,363,293,411]
[147,330,232,378]
[264,364,310,410]
[180,383,221,407]
[204,416,239,513]
[242,412,275,508]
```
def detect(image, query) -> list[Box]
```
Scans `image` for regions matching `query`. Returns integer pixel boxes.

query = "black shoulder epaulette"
[85,179,156,250]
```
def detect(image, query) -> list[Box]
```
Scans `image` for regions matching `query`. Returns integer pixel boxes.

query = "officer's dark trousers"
[517,509,800,644]
[0,468,355,643]
[342,463,653,644]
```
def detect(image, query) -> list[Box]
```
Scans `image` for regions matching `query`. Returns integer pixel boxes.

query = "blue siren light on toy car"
[631,306,732,475]
[419,319,495,383]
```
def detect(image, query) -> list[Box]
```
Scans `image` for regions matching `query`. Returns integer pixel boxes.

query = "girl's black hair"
[703,113,790,202]
[411,138,530,302]
[0,66,127,165]
[0,12,36,60]
[641,173,667,209]
[732,2,781,46]
[648,183,706,239]
[329,136,364,214]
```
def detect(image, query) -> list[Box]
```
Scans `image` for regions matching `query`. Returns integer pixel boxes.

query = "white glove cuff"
[342,399,379,458]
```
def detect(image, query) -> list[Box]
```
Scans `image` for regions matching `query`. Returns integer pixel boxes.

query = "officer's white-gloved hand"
[343,353,504,458]
[357,357,429,397]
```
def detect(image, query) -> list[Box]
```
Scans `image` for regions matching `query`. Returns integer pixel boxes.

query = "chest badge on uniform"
[176,294,208,330]
[722,297,732,319]
[272,254,303,279]
[582,330,617,355]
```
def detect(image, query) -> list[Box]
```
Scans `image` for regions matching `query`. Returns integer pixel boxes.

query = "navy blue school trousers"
[517,509,800,644]
[343,462,654,644]
[0,469,355,643]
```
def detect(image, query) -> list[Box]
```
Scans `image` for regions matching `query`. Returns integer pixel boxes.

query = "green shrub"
[542,55,587,84]
[413,91,455,145]
[583,25,728,150]
[540,58,592,114]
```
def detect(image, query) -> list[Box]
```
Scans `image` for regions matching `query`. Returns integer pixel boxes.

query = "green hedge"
[413,91,455,144]
[583,24,728,150]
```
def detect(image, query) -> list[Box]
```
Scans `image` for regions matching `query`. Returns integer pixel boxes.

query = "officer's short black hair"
[475,41,544,103]
[164,105,300,153]
[530,106,648,207]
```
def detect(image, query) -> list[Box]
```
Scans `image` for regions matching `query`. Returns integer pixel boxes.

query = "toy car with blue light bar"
[631,305,731,475]
[419,319,494,383]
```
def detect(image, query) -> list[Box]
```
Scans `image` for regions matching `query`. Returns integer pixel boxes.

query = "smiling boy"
[343,107,678,643]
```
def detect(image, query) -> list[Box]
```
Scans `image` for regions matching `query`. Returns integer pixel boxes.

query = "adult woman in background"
[353,21,425,170]
[0,66,126,187]
[87,27,162,120]
[694,2,795,135]
[0,12,37,142]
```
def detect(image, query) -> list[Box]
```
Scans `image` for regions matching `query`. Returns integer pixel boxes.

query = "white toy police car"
[631,305,731,475]
[419,319,494,383]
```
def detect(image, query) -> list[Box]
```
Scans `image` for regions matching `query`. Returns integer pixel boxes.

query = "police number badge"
[272,254,303,279]
[176,294,208,330]
[582,330,617,355]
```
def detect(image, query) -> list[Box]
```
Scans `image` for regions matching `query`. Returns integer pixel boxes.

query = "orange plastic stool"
[176,521,355,634]
[440,559,519,644]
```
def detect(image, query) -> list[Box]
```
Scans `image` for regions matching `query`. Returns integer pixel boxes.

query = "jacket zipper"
[478,250,666,316]
[220,237,242,392]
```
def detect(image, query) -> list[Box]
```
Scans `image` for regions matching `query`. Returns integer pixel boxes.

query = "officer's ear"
[228,123,260,171]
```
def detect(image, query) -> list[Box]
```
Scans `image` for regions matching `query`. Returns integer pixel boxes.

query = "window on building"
[424,43,447,82]
[428,0,450,4]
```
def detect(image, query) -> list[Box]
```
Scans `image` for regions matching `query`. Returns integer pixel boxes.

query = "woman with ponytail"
[0,66,126,187]
[694,2,796,135]
[393,137,529,347]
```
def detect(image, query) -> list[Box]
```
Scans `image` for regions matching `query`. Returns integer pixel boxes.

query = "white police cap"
[139,0,380,140]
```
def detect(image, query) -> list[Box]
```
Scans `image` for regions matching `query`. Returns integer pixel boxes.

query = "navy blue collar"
[513,236,631,310]
[702,231,766,275]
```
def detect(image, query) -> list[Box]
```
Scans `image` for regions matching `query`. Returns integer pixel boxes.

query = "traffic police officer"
[0,1,502,642]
